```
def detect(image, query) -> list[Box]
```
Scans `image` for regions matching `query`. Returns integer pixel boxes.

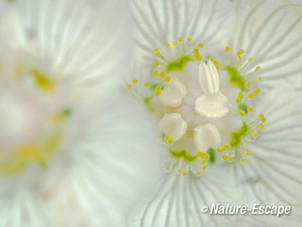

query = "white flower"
[128,0,302,226]
[0,0,161,226]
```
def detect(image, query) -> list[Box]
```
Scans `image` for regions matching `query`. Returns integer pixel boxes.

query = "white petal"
[199,61,220,96]
[131,0,235,62]
[195,94,229,118]
[232,0,302,89]
[159,113,187,141]
[129,168,238,227]
[159,78,187,107]
[194,123,221,151]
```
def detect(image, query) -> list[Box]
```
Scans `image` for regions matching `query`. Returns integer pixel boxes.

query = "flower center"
[0,49,70,174]
[128,37,266,177]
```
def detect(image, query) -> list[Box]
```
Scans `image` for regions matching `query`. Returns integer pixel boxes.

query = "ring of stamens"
[128,38,267,177]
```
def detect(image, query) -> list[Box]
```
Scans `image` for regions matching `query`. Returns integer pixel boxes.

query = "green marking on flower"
[246,177,261,185]
[30,69,55,91]
[225,65,250,92]
[238,103,248,114]
[166,55,193,73]
[60,109,72,117]
[169,149,197,162]
[144,96,155,112]
[207,148,216,163]
[230,122,249,148]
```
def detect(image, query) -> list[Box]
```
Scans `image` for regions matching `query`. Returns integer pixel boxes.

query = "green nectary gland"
[225,65,249,92]
[238,103,248,114]
[144,96,154,112]
[169,149,197,162]
[207,148,216,163]
[166,55,193,72]
[230,122,249,148]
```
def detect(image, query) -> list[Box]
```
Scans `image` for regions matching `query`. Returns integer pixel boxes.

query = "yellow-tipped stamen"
[225,46,230,52]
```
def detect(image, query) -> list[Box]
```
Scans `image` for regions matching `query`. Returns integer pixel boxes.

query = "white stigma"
[159,78,187,107]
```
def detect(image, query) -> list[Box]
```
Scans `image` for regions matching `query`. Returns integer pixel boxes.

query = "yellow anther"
[248,57,254,63]
[155,85,162,91]
[193,49,199,54]
[183,172,188,176]
[154,91,161,96]
[159,72,166,78]
[133,79,138,84]
[222,155,228,160]
[248,93,253,99]
[258,124,264,130]
[253,134,258,138]
[178,37,183,42]
[154,61,160,67]
[165,77,171,83]
[144,82,150,88]
[172,41,178,46]
[153,70,159,76]
[223,145,229,151]
[196,171,201,176]
[154,48,159,52]
[237,49,244,56]
[225,46,230,52]
[202,166,207,171]
[127,84,132,89]
[236,99,242,104]
[165,43,170,48]
[198,152,206,159]
[187,37,192,42]
[155,52,161,57]
[204,154,210,160]
[213,61,220,69]
[209,57,214,62]
[228,156,233,162]
[177,169,182,174]
[238,110,245,117]
[198,43,204,48]
[255,66,261,72]
[261,118,267,123]
[164,136,173,145]
[240,158,245,163]
[238,93,244,99]
[247,107,253,113]
[194,54,202,61]
[201,160,207,165]
[246,149,251,156]
[255,88,260,94]
[217,148,222,153]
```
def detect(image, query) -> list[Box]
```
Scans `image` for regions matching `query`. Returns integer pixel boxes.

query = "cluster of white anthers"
[129,38,266,176]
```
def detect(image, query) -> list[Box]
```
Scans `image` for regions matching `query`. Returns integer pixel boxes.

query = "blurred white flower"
[0,0,161,226]
[128,0,302,226]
